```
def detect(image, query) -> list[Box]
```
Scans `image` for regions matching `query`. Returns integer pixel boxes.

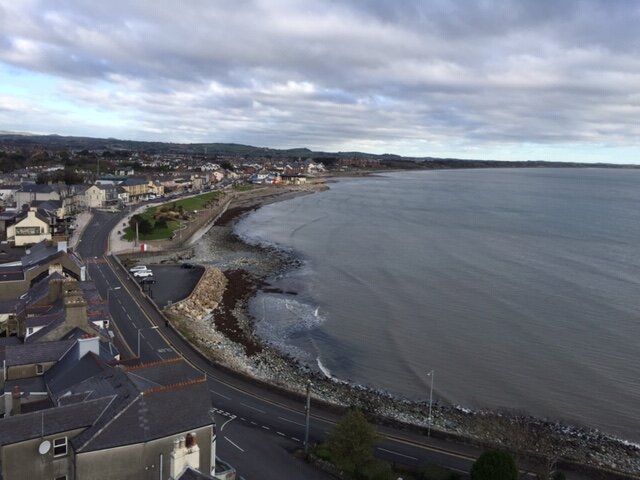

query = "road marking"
[240,403,266,414]
[377,447,417,461]
[224,436,244,453]
[221,417,236,431]
[240,418,246,421]
[261,426,270,430]
[250,421,257,426]
[277,416,305,427]
[276,432,285,437]
[209,389,231,400]
[291,437,300,442]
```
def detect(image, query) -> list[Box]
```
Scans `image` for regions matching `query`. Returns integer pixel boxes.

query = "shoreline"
[147,180,640,476]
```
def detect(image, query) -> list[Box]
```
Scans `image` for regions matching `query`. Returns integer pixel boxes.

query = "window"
[53,437,68,457]
[36,364,44,375]
[54,476,68,480]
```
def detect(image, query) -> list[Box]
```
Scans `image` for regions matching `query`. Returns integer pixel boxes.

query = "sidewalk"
[68,211,93,251]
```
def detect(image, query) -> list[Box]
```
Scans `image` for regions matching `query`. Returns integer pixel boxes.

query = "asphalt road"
[75,210,603,480]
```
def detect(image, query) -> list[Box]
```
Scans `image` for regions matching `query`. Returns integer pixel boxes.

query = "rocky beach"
[156,181,640,478]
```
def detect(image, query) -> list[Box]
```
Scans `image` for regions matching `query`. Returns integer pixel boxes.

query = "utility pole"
[304,380,312,455]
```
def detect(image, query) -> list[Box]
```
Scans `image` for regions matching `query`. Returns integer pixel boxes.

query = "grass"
[122,191,222,241]
[233,184,255,192]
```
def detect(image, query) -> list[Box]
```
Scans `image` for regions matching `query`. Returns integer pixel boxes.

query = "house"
[84,184,119,209]
[6,207,52,246]
[0,210,19,242]
[0,184,21,207]
[0,340,218,480]
[15,184,62,210]
[0,240,85,302]
[120,178,149,203]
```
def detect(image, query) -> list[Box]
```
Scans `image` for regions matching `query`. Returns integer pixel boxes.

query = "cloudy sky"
[0,1,638,162]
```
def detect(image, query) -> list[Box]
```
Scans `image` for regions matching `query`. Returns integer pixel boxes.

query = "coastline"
[150,180,640,476]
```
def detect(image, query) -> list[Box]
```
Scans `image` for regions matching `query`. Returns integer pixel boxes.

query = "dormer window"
[53,437,68,457]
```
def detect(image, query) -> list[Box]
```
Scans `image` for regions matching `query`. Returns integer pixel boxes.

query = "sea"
[233,168,640,441]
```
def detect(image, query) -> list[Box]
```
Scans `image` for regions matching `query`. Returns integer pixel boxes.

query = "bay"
[234,168,640,441]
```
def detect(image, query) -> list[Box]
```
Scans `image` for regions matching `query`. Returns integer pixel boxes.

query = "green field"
[122,191,222,241]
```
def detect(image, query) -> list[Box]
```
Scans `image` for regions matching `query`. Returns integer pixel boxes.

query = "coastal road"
[76,210,600,480]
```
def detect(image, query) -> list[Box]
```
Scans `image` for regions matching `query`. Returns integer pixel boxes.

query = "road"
[76,210,602,480]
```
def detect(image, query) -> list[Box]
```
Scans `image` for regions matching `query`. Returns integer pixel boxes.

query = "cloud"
[0,0,638,160]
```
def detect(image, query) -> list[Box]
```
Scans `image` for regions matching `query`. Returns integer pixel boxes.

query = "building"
[14,184,62,210]
[0,240,85,301]
[6,207,52,246]
[120,178,149,203]
[84,184,119,209]
[0,341,218,480]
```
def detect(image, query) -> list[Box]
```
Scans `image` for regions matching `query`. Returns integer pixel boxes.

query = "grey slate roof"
[3,339,75,366]
[45,349,106,396]
[0,265,24,282]
[4,375,47,394]
[0,397,113,446]
[19,184,55,194]
[125,359,203,391]
[75,378,212,452]
[121,177,148,186]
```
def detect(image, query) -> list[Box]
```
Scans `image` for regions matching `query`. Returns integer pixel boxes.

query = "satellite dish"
[38,440,51,455]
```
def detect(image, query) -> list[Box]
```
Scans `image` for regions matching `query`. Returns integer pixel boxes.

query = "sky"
[0,1,639,163]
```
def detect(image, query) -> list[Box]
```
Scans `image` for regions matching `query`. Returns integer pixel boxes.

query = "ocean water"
[233,168,640,441]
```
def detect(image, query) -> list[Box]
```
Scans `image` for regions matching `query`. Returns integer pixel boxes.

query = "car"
[133,269,154,278]
[129,265,148,273]
[139,276,155,284]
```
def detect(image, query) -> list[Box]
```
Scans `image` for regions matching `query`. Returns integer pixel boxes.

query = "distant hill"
[0,132,636,170]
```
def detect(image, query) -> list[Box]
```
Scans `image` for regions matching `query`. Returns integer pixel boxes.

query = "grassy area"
[122,191,222,241]
[233,184,255,192]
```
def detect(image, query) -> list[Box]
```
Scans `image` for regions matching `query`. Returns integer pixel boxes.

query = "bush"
[355,458,392,480]
[470,450,517,480]
[155,219,168,230]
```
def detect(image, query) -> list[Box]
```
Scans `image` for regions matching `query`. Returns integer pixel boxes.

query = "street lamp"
[304,380,312,455]
[427,369,435,437]
[106,286,121,304]
[137,325,159,358]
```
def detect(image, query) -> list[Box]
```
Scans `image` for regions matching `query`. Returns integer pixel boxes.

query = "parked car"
[139,276,155,284]
[133,269,154,278]
[129,265,148,273]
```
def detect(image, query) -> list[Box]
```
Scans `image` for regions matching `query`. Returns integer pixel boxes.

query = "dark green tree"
[470,450,517,480]
[138,218,152,235]
[326,408,380,476]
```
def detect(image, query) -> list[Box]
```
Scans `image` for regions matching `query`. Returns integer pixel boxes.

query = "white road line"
[221,417,236,432]
[224,436,244,453]
[261,426,270,430]
[240,402,266,414]
[250,421,257,426]
[240,418,246,421]
[209,389,231,400]
[377,447,417,461]
[277,416,305,427]
[291,437,300,442]
[276,432,285,437]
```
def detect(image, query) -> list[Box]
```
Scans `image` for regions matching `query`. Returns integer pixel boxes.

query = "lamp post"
[137,325,159,358]
[427,369,435,437]
[304,380,312,455]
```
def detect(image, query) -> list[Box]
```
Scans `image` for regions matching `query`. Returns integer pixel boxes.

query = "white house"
[7,208,52,246]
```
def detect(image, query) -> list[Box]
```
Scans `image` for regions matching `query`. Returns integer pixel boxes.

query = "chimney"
[63,288,87,328]
[77,335,100,360]
[169,434,200,479]
[57,241,68,253]
[47,278,65,303]
[11,386,21,416]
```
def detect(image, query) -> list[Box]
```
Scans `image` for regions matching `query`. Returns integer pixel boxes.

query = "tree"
[326,408,380,476]
[470,450,517,480]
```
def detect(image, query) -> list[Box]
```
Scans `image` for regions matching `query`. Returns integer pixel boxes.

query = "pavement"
[68,211,93,251]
